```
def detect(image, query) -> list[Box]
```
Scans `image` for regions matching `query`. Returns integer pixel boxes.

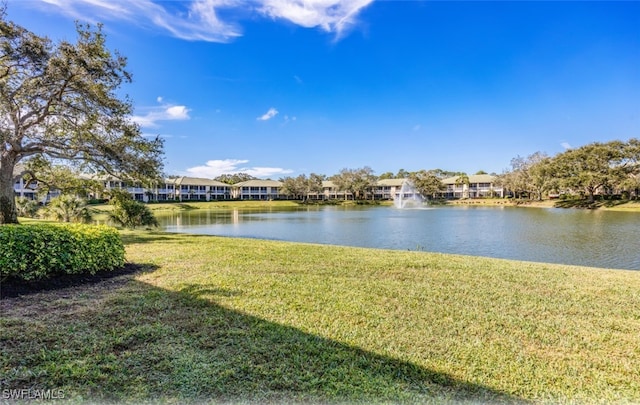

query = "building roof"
[441,174,497,185]
[234,179,283,187]
[168,176,230,187]
[323,179,408,188]
[376,178,407,187]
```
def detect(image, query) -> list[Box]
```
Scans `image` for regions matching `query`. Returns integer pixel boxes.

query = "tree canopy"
[0,11,163,223]
[499,140,639,201]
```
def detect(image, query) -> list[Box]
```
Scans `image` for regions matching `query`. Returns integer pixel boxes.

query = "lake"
[158,205,640,270]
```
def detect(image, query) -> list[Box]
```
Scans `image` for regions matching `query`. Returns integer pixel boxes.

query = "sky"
[6,0,640,179]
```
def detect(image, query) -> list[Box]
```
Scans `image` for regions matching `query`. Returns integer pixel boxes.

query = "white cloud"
[165,106,190,120]
[38,0,243,42]
[259,0,374,38]
[34,0,372,42]
[413,124,421,132]
[186,159,293,178]
[132,101,191,128]
[257,107,279,121]
[561,142,572,150]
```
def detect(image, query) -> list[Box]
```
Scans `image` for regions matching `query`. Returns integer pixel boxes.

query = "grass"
[2,230,640,404]
[90,198,640,214]
[446,198,640,211]
[91,200,309,213]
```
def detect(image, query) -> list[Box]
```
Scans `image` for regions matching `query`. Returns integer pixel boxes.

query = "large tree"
[408,170,443,199]
[552,140,631,202]
[280,173,325,201]
[0,12,163,224]
[331,167,377,200]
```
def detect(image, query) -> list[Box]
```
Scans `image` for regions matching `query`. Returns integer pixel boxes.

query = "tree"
[331,167,377,200]
[454,172,470,199]
[214,173,257,185]
[552,141,630,202]
[408,170,443,199]
[0,13,163,224]
[108,189,158,228]
[617,138,640,199]
[280,173,325,201]
[526,152,553,201]
[15,196,38,217]
[499,152,552,200]
[42,194,92,223]
[280,176,304,200]
[306,173,325,201]
[21,156,104,199]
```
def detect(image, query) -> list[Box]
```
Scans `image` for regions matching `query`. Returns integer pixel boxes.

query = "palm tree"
[15,197,39,218]
[42,195,92,223]
[455,173,470,199]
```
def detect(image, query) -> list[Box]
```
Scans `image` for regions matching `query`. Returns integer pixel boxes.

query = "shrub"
[108,191,158,229]
[15,197,40,218]
[41,195,93,223]
[0,223,125,281]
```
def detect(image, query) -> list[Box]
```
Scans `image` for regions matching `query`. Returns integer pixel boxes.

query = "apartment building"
[169,177,232,201]
[441,174,504,198]
[12,165,60,203]
[372,178,407,200]
[232,179,282,200]
[12,171,504,202]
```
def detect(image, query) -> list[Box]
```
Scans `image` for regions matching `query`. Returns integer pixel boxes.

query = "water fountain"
[393,179,426,209]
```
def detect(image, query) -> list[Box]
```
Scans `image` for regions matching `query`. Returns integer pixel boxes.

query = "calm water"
[159,206,640,270]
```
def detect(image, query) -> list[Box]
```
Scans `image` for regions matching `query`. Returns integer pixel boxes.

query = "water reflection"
[158,206,640,270]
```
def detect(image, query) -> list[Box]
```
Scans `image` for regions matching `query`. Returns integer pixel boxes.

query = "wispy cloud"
[413,124,421,132]
[257,107,279,121]
[132,100,191,128]
[33,0,373,42]
[186,159,293,178]
[259,0,373,38]
[561,142,572,150]
[39,0,243,42]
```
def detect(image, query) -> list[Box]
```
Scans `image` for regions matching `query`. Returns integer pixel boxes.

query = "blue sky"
[7,0,640,178]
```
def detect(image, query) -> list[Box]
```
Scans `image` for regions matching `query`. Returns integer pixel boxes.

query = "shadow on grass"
[119,230,211,245]
[1,269,528,404]
[0,263,157,299]
[553,198,632,210]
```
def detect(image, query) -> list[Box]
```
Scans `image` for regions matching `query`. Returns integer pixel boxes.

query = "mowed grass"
[2,230,640,404]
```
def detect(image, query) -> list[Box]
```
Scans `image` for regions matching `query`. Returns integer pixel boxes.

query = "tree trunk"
[0,156,19,224]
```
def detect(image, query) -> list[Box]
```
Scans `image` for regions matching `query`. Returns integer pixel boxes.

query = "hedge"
[0,223,125,281]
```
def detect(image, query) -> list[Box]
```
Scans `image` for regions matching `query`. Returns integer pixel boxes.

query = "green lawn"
[2,230,640,404]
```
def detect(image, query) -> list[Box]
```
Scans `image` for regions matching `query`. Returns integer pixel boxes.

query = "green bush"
[0,223,125,281]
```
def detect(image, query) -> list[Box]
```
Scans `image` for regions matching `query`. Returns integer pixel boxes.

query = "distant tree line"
[276,167,489,202]
[254,139,640,203]
[498,139,640,201]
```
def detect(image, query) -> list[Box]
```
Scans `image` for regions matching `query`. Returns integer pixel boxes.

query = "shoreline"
[88,198,640,213]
